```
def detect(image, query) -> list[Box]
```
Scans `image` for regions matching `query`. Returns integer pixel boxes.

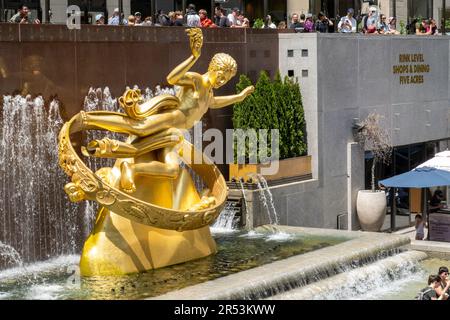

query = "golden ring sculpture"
[58,112,227,232]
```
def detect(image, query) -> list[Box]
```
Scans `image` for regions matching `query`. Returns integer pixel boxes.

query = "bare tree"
[353,113,393,192]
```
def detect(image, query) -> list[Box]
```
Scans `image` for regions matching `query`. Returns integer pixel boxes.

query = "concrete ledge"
[151,226,410,300]
[267,250,428,300]
[406,240,450,254]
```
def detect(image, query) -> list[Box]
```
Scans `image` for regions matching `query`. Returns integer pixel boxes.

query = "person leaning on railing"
[315,12,333,33]
[416,19,432,36]
[337,8,357,33]
[289,13,305,32]
[199,9,215,28]
[9,4,40,24]
[387,17,400,34]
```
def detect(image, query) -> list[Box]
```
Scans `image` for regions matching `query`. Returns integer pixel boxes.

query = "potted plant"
[353,113,392,232]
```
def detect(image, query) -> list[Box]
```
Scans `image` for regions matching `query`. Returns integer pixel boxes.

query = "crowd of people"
[288,7,440,35]
[6,2,445,37]
[92,4,253,28]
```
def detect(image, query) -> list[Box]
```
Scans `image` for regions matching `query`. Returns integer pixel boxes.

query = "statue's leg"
[82,138,139,158]
[120,146,181,193]
[75,109,186,137]
[83,128,184,159]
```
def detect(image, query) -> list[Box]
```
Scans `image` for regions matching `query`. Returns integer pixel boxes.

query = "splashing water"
[253,176,272,225]
[0,241,23,268]
[211,201,241,233]
[238,179,251,228]
[271,251,426,300]
[239,230,265,239]
[264,231,293,242]
[0,95,79,265]
[257,174,279,225]
[0,254,79,282]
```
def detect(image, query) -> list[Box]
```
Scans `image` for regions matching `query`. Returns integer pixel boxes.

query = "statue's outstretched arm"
[211,85,255,109]
[166,28,203,87]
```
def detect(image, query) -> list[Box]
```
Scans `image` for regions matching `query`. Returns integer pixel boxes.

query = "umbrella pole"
[390,188,396,232]
[423,188,430,240]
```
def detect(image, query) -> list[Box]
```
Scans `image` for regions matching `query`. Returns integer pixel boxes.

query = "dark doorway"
[268,0,286,22]
[130,0,151,18]
[189,0,211,11]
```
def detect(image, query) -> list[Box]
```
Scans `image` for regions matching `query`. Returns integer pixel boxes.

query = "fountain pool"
[0,228,345,300]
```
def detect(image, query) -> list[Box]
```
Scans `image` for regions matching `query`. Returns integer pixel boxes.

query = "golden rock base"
[80,207,217,276]
[79,165,218,276]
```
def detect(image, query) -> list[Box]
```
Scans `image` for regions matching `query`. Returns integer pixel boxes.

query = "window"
[287,50,294,57]
[409,0,433,20]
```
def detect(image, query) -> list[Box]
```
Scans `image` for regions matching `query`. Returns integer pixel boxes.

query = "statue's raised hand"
[186,28,203,58]
[241,85,255,97]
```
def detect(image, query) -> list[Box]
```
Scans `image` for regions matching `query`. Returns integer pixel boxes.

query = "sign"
[392,53,430,85]
[429,213,450,242]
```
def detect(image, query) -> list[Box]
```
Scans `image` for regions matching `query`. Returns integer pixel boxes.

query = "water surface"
[0,230,344,300]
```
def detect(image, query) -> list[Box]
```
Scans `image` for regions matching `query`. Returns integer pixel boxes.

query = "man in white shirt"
[108,8,127,25]
[227,7,239,27]
[338,8,357,33]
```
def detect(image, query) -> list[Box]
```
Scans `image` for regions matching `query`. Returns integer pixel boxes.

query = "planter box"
[229,155,312,182]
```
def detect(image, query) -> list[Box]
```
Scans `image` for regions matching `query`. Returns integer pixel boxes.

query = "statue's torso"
[177,85,213,129]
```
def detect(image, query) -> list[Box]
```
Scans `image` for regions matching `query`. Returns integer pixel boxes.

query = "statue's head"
[208,53,237,89]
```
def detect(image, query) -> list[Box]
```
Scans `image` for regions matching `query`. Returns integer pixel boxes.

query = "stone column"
[395,0,408,26]
[379,0,391,18]
[347,142,364,231]
[287,0,309,17]
[44,0,68,24]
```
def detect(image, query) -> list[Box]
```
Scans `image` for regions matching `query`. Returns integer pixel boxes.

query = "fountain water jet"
[0,95,80,266]
[211,203,240,233]
[238,179,251,229]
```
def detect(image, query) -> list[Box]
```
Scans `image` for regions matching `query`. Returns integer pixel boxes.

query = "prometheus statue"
[58,28,254,276]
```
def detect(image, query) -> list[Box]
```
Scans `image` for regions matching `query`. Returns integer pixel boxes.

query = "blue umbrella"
[379,167,450,188]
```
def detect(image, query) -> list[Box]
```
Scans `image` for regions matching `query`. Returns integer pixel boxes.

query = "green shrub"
[399,20,406,35]
[253,18,264,29]
[232,71,308,162]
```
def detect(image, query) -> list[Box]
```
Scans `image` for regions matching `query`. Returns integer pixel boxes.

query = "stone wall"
[264,33,450,231]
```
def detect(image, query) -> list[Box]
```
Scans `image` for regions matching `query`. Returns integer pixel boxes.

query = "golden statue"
[58,28,254,276]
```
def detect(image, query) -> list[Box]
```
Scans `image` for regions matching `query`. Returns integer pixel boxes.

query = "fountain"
[0,95,80,265]
[0,28,439,301]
